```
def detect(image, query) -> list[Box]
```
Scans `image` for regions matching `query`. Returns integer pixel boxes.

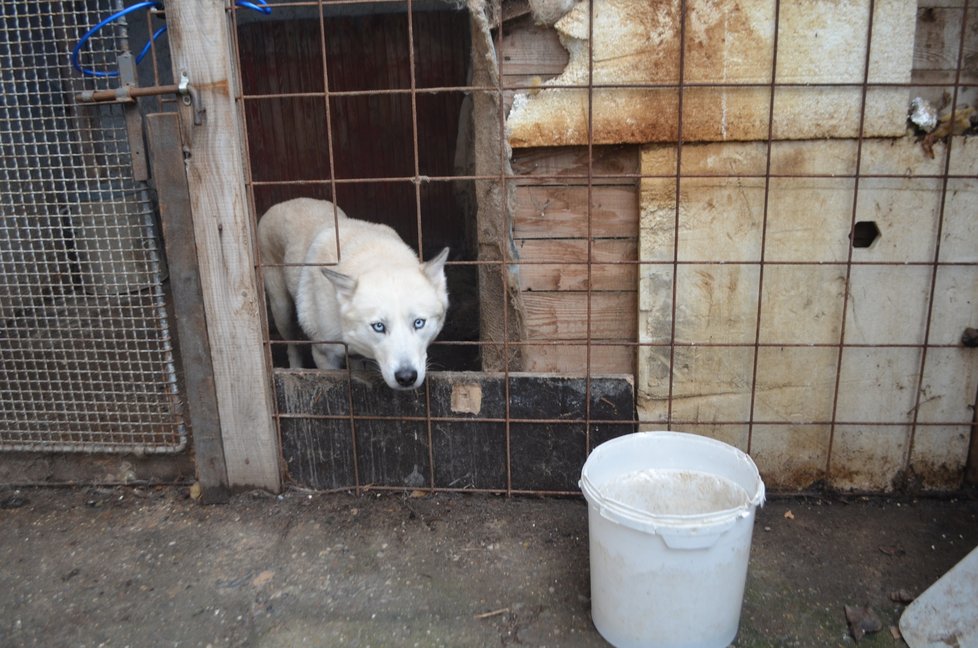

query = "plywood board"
[909,426,971,490]
[829,425,910,491]
[758,265,847,345]
[507,0,917,146]
[941,178,978,263]
[637,135,978,492]
[928,266,978,345]
[845,265,932,345]
[749,424,831,490]
[639,345,756,424]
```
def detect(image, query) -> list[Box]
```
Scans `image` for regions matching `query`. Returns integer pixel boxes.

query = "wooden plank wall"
[500,14,639,375]
[510,147,639,374]
[275,371,636,492]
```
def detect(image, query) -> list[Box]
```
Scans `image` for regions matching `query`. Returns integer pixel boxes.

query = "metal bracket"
[118,53,148,181]
[176,72,205,128]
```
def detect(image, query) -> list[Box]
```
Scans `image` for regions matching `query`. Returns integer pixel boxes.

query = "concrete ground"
[0,486,976,648]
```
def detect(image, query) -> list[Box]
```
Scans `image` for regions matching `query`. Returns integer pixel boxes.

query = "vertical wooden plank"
[164,0,280,491]
[470,6,528,371]
[969,412,978,485]
[146,113,230,502]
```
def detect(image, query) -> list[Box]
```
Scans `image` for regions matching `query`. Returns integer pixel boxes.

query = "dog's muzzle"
[394,367,418,388]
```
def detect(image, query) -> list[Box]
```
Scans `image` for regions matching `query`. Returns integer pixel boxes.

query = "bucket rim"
[580,431,765,527]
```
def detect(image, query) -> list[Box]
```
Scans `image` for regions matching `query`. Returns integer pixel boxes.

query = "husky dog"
[258,198,449,390]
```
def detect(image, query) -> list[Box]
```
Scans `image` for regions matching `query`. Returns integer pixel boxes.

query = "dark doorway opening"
[238,6,478,371]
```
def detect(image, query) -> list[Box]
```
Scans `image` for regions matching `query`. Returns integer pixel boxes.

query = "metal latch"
[76,56,203,181]
[76,71,201,120]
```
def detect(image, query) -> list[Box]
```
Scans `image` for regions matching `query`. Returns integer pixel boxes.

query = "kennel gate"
[0,2,186,454]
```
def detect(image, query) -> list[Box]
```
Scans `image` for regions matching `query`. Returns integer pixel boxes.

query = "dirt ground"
[1,486,976,648]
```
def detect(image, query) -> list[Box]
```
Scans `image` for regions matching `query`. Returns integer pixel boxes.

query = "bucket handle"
[582,474,755,551]
[595,501,743,550]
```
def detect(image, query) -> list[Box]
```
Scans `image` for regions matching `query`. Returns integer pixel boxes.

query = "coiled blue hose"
[71,0,272,78]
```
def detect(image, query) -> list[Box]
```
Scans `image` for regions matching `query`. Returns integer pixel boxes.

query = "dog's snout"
[395,368,418,387]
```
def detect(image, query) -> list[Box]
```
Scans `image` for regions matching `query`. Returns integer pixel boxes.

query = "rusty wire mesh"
[241,0,977,494]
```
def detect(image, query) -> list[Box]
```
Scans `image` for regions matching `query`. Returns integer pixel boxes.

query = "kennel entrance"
[0,2,185,454]
[235,0,640,494]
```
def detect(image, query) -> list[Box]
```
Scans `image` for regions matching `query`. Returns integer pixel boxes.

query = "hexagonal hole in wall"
[851,221,881,248]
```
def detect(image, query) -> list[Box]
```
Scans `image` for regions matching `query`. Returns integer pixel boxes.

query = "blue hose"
[71,0,272,78]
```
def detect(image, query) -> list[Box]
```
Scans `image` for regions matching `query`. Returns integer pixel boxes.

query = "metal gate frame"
[0,2,187,458]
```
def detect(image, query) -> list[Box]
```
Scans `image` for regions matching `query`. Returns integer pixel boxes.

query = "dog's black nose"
[395,368,418,387]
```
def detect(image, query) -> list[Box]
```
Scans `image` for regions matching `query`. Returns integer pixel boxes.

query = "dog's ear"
[423,247,449,292]
[321,267,357,303]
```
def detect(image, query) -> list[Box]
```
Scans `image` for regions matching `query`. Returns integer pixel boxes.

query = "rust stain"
[762,467,826,492]
[900,462,966,491]
[507,0,913,147]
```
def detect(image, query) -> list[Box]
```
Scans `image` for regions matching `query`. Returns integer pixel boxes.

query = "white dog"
[258,198,449,390]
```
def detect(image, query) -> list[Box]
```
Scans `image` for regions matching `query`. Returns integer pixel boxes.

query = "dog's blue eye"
[413,318,426,330]
[371,322,386,334]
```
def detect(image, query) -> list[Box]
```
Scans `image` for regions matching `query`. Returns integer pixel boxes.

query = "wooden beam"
[164,0,280,492]
[518,261,638,292]
[274,371,636,492]
[146,113,229,502]
[514,185,639,239]
[522,292,637,341]
[471,6,528,372]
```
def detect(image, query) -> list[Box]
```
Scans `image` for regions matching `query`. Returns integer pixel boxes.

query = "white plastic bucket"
[580,431,765,648]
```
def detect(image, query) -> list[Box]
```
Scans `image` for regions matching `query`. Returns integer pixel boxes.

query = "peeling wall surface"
[499,0,978,492]
[507,0,917,146]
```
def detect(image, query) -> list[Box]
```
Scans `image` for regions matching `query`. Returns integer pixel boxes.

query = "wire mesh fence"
[240,0,977,494]
[0,2,184,453]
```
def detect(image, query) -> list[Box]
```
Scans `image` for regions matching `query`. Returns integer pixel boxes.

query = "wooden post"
[146,113,230,502]
[163,0,280,491]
